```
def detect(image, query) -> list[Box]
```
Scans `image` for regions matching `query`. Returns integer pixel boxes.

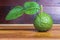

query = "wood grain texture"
[0,24,60,40]
[0,24,59,29]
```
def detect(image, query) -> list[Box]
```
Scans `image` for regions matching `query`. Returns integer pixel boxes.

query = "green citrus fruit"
[34,12,53,32]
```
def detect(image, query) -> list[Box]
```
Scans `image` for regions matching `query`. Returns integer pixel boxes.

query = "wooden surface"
[0,24,60,40]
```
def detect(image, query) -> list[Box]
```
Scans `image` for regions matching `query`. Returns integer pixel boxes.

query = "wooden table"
[0,24,60,40]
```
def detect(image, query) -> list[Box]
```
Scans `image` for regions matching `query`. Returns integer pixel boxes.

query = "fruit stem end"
[40,5,43,13]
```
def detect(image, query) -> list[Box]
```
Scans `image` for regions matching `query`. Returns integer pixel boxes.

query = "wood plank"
[0,38,60,40]
[0,24,59,40]
[0,24,60,29]
[0,29,60,38]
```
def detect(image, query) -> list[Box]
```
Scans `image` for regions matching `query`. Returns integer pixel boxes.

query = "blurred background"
[0,0,60,24]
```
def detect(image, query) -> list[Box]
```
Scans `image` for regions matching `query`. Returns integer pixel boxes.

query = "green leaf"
[24,2,40,15]
[5,6,24,20]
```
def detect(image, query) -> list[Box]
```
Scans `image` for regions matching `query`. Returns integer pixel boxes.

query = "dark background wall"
[0,0,60,24]
[0,0,37,24]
